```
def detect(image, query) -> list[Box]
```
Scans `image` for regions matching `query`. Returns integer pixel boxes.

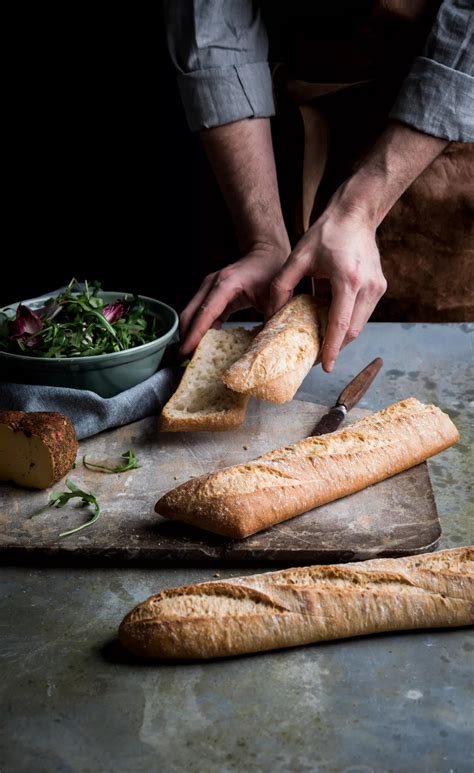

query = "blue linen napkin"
[0,367,180,439]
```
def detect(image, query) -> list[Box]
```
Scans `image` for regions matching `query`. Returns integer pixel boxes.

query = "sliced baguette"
[159,327,255,432]
[155,398,459,537]
[119,546,474,660]
[222,294,326,403]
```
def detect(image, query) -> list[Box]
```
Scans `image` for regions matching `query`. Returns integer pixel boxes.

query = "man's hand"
[185,118,446,364]
[268,209,387,373]
[180,117,290,354]
[180,243,288,354]
[269,121,448,372]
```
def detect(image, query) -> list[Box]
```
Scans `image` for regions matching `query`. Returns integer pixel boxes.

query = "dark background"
[2,7,235,312]
[5,5,470,324]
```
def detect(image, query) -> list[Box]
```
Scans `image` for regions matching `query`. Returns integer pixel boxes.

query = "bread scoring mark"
[125,582,289,622]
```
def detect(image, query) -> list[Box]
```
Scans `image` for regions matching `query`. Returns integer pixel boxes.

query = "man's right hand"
[179,243,289,355]
[179,118,290,354]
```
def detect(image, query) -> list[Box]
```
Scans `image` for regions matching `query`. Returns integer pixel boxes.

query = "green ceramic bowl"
[0,291,178,398]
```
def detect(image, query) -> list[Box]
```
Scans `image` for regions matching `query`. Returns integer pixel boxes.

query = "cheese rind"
[0,411,78,489]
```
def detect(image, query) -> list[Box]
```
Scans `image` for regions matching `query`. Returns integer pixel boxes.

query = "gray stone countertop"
[1,323,473,773]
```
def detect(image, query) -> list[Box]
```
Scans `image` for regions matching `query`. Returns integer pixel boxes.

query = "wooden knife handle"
[336,357,383,411]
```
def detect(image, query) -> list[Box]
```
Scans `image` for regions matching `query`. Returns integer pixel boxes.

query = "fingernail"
[326,360,335,372]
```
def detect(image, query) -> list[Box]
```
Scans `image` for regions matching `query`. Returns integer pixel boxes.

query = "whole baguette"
[155,398,459,538]
[222,295,326,403]
[119,546,474,660]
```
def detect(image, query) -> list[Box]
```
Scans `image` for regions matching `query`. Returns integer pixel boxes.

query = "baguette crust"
[159,328,254,432]
[155,398,459,538]
[119,546,474,659]
[222,295,326,403]
[159,405,249,433]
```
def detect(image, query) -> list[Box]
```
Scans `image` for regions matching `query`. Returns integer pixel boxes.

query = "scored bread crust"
[159,328,255,432]
[222,295,326,404]
[119,546,474,659]
[155,398,460,538]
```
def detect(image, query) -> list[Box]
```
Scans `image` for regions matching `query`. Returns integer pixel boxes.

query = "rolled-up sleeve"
[390,0,474,142]
[164,0,275,131]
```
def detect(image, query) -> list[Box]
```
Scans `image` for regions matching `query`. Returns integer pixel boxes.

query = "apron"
[270,0,474,321]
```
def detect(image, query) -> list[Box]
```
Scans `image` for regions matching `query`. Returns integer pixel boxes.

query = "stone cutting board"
[0,400,441,564]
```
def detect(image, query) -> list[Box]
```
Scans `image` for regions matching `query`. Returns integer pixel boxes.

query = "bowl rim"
[0,291,179,363]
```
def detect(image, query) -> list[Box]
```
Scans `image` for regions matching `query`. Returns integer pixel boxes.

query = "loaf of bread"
[222,294,326,403]
[159,327,255,432]
[0,411,78,489]
[119,546,474,660]
[155,398,459,538]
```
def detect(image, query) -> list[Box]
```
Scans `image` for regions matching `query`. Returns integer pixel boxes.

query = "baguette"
[155,398,459,538]
[222,294,326,403]
[119,546,474,660]
[159,327,255,432]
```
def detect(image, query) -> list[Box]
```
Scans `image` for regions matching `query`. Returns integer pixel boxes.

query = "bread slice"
[222,295,326,403]
[119,546,474,659]
[159,327,255,432]
[155,398,459,536]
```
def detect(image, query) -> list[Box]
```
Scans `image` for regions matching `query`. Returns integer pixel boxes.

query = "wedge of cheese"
[0,411,78,489]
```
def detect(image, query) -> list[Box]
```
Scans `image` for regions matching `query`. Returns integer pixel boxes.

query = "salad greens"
[31,479,101,538]
[0,278,164,358]
[31,448,141,538]
[82,448,141,474]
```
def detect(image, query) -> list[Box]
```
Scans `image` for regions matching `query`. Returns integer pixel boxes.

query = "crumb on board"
[243,445,248,450]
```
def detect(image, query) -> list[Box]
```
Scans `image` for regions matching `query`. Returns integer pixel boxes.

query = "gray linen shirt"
[164,0,473,142]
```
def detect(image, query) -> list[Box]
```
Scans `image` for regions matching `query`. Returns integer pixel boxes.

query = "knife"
[312,357,383,436]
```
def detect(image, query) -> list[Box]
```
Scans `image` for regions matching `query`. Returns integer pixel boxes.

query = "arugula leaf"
[82,448,141,474]
[31,479,101,538]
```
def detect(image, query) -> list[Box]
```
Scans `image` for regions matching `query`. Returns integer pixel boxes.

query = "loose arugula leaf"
[0,279,164,358]
[82,448,141,474]
[31,478,101,538]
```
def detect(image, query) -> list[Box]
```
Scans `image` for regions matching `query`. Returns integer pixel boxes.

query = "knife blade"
[312,357,383,436]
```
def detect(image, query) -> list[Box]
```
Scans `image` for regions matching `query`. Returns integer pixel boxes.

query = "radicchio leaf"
[103,301,127,324]
[9,304,43,341]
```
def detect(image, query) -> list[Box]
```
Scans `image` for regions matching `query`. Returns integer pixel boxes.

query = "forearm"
[200,118,290,255]
[328,121,449,228]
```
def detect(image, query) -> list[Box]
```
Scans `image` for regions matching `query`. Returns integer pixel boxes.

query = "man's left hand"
[268,208,387,372]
